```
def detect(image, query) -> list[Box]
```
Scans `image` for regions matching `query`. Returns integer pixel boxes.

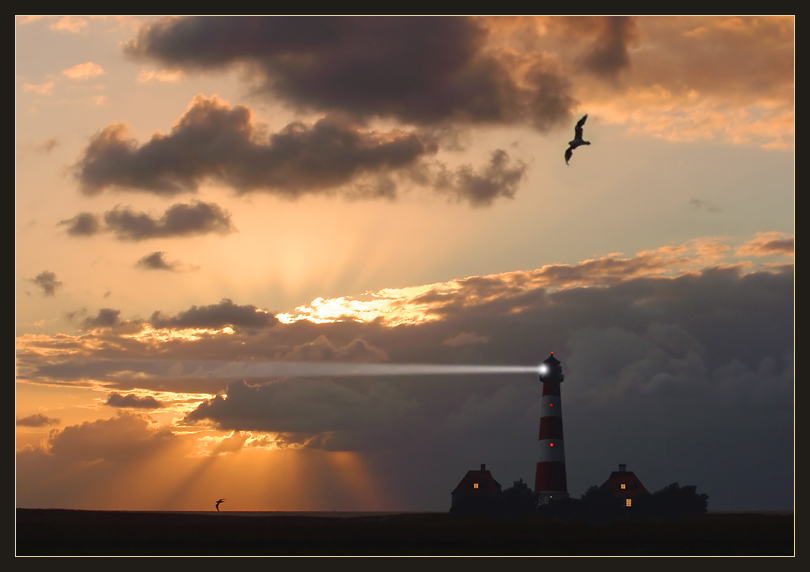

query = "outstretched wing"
[574,114,588,139]
[564,146,573,165]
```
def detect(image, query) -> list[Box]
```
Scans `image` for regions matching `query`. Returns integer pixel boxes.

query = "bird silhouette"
[215,498,226,511]
[565,114,591,165]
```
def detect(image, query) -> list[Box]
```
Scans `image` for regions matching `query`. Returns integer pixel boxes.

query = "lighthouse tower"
[535,352,568,503]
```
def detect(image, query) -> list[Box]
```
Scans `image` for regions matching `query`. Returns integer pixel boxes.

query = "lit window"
[626,499,632,507]
[473,483,479,489]
[620,483,626,489]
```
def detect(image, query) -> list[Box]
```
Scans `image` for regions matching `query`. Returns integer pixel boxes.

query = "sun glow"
[126,325,236,343]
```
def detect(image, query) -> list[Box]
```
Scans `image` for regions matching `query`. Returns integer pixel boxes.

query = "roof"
[451,467,502,496]
[600,466,650,498]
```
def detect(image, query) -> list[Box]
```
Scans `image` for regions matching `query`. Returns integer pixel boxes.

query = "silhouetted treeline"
[450,479,708,522]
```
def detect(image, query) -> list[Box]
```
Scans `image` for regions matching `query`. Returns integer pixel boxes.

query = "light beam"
[89,359,543,380]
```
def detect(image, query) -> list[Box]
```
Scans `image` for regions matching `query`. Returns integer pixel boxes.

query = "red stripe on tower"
[535,352,568,503]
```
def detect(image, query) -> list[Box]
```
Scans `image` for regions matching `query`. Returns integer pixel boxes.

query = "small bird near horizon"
[215,498,226,511]
[565,114,591,165]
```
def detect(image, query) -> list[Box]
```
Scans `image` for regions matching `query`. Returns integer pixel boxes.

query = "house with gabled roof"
[600,464,650,507]
[450,464,502,514]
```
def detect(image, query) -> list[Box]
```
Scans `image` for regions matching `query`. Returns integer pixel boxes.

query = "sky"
[16,16,794,513]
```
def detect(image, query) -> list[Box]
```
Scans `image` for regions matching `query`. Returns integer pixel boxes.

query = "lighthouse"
[535,352,568,503]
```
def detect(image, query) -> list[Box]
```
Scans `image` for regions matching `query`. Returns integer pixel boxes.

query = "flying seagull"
[565,114,590,165]
[215,498,226,511]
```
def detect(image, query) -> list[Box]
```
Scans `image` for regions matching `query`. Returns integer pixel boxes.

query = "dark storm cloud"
[105,392,163,409]
[73,95,526,205]
[73,97,428,197]
[17,413,60,427]
[185,377,414,437]
[149,298,277,330]
[172,264,793,511]
[283,334,389,363]
[30,270,63,296]
[16,260,794,510]
[123,16,575,129]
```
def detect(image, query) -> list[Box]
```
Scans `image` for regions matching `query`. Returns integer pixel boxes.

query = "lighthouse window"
[626,499,632,507]
[621,483,626,489]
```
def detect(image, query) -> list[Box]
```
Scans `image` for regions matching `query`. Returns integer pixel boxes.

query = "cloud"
[136,251,187,272]
[282,335,389,363]
[36,138,60,154]
[60,201,234,241]
[21,80,55,95]
[60,212,102,236]
[149,298,277,330]
[173,262,792,508]
[443,331,490,347]
[72,97,428,197]
[72,95,526,206]
[44,414,175,462]
[434,149,527,207]
[83,308,122,329]
[689,198,721,213]
[736,232,794,257]
[62,61,106,80]
[567,16,638,81]
[136,69,185,83]
[584,17,794,148]
[104,201,235,241]
[184,377,417,450]
[30,271,63,296]
[105,392,163,409]
[49,16,88,33]
[17,413,60,427]
[123,16,576,130]
[15,244,794,510]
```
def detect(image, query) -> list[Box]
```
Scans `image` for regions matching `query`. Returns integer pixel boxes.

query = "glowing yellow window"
[620,483,626,489]
[473,483,479,489]
[626,499,632,507]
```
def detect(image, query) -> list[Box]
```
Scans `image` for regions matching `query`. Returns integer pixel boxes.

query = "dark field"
[16,509,794,556]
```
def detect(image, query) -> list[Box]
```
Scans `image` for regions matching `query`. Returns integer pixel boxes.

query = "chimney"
[619,464,627,472]
[480,464,486,471]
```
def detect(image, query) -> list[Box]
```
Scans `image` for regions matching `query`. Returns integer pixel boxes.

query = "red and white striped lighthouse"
[535,352,568,503]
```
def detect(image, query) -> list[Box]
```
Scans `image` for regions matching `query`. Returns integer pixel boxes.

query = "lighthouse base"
[535,461,567,492]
